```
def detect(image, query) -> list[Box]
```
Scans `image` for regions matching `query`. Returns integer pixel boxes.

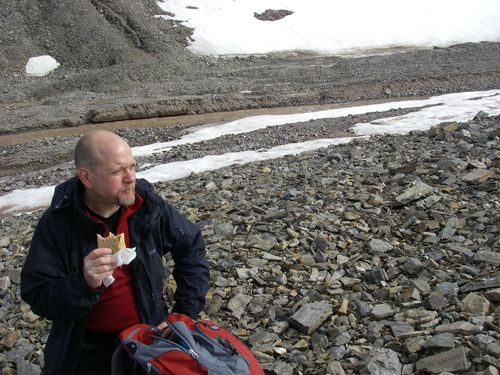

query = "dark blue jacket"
[20,177,209,375]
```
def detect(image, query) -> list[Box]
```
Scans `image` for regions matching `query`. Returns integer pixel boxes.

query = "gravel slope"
[1,114,499,374]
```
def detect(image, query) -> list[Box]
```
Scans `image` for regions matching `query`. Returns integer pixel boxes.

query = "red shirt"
[85,195,143,334]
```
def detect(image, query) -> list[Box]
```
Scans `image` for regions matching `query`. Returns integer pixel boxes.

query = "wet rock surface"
[0,113,498,373]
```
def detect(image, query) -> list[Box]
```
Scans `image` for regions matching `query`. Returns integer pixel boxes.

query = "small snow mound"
[25,55,60,77]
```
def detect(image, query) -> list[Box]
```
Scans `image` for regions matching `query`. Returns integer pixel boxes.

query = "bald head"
[75,130,137,214]
[74,130,130,171]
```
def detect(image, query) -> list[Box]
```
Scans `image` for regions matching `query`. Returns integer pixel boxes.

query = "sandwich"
[96,232,126,254]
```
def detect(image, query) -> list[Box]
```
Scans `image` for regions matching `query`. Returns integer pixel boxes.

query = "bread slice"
[96,232,126,254]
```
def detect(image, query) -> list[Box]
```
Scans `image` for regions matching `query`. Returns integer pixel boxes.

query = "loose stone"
[371,304,394,319]
[423,333,456,350]
[416,346,469,373]
[288,301,333,334]
[363,348,402,375]
[459,292,492,315]
[395,181,433,205]
[434,321,482,335]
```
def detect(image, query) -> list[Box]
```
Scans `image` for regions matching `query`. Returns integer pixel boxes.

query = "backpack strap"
[111,324,155,375]
[166,312,196,329]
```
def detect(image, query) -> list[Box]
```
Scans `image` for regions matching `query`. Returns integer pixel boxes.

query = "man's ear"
[78,167,93,189]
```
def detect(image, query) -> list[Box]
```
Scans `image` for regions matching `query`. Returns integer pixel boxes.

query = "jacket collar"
[50,177,156,213]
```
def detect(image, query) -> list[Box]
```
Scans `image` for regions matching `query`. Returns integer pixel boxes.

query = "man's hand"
[156,321,174,338]
[83,248,117,289]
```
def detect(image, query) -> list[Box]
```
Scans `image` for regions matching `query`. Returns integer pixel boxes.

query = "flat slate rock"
[416,346,469,373]
[395,181,433,205]
[288,301,333,334]
[461,277,500,293]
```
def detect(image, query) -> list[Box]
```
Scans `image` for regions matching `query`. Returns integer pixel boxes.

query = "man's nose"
[124,168,136,182]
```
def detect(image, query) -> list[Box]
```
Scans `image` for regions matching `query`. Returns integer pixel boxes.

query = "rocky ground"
[0,0,499,373]
[0,113,499,374]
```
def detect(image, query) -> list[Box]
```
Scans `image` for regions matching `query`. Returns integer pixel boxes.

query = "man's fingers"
[84,265,115,288]
[92,264,116,274]
[85,251,117,267]
[162,327,174,338]
[86,248,112,260]
[156,321,168,330]
[154,321,174,338]
[92,255,117,267]
[83,248,117,288]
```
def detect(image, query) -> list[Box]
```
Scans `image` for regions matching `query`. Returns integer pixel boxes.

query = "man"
[21,130,210,374]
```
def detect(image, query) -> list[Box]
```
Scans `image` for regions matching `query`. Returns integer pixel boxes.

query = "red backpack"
[112,313,265,375]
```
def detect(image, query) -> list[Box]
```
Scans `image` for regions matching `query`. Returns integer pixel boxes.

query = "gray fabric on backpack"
[112,322,250,375]
[170,321,250,375]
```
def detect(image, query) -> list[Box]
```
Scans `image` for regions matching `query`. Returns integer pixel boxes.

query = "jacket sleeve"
[162,201,210,319]
[20,212,99,321]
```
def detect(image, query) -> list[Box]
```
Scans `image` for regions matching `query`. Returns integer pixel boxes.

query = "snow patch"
[25,55,60,77]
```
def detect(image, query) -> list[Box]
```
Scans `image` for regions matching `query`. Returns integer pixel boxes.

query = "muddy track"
[1,42,500,137]
[0,98,428,181]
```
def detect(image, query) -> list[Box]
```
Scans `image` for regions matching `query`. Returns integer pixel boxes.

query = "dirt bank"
[1,1,499,139]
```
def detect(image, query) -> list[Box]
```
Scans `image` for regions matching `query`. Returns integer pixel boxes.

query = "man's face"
[89,144,137,207]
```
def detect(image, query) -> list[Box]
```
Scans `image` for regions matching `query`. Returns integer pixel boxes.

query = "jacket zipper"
[141,206,162,299]
[134,231,155,323]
